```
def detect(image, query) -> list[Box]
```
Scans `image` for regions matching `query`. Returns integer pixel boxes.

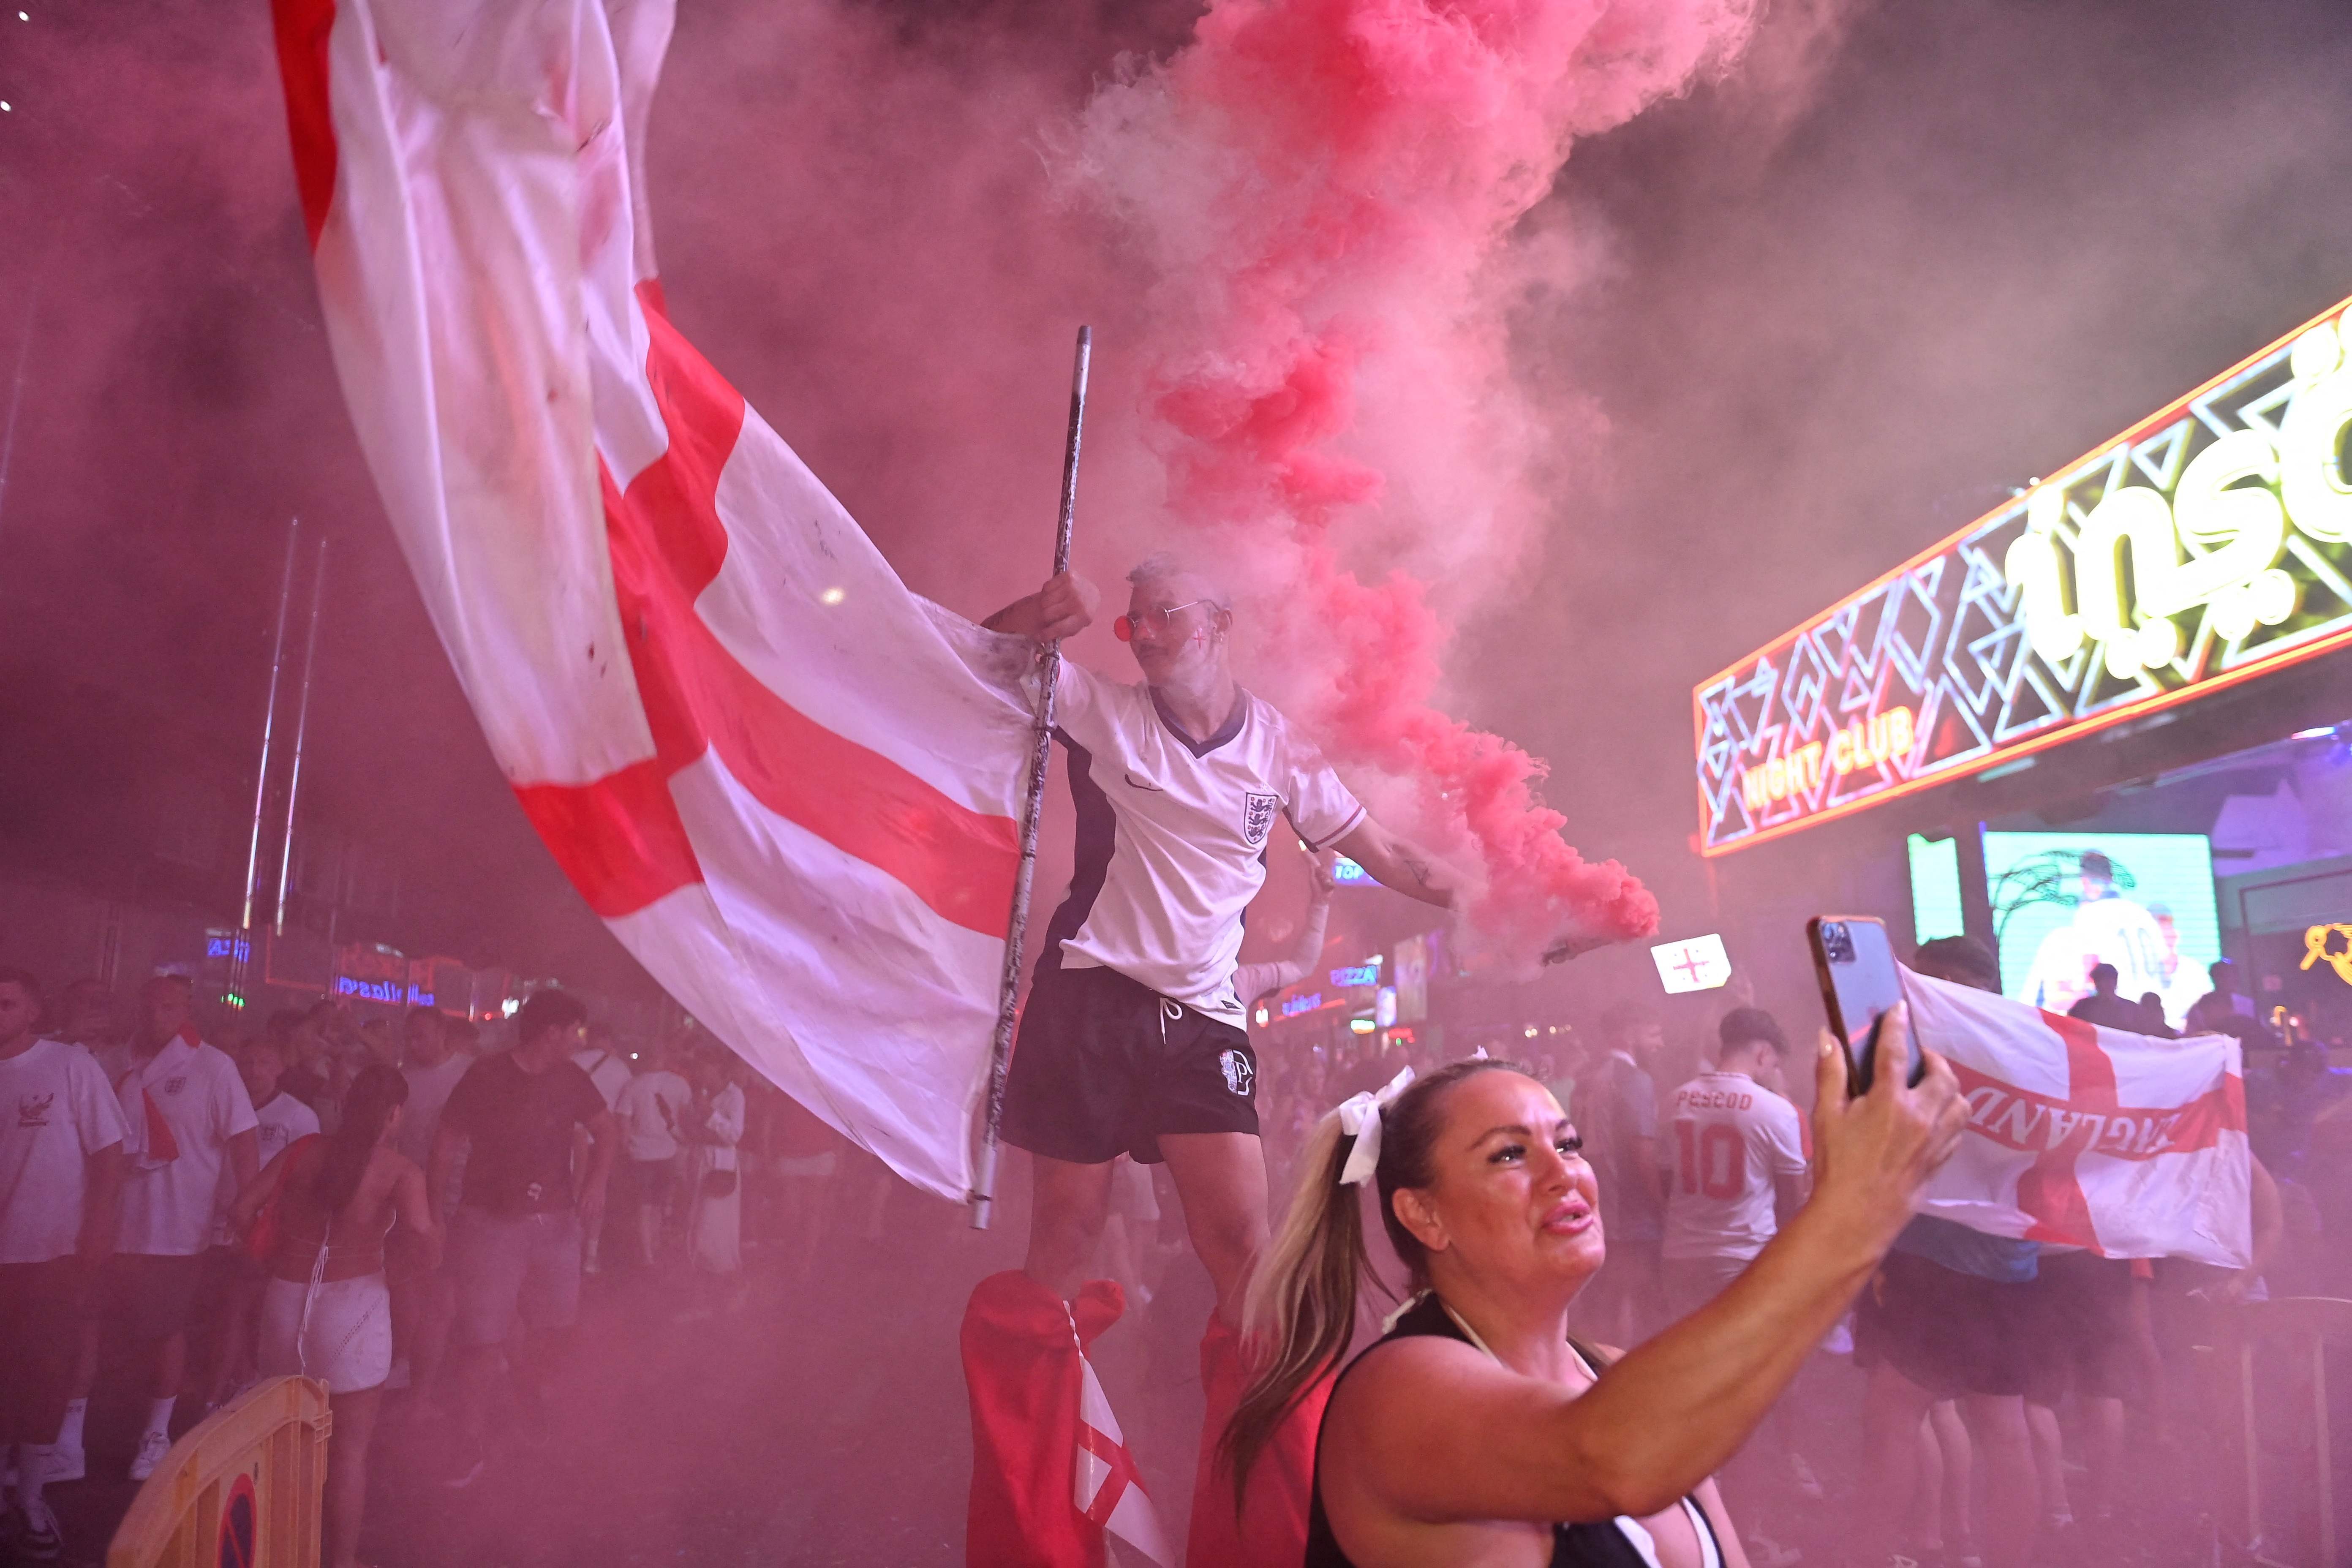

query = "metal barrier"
[107,1376,331,1568]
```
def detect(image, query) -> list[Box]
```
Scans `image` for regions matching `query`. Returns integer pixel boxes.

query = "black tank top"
[1302,1294,1726,1568]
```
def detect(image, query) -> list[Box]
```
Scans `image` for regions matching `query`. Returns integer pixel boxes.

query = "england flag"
[269,0,1040,1199]
[1075,1349,1172,1566]
[1903,968,2251,1267]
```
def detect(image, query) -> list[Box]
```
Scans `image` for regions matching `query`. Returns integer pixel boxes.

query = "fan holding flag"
[264,0,1467,1561]
[965,557,1460,1566]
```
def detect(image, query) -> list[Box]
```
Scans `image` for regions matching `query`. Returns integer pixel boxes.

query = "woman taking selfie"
[1225,1015,1964,1568]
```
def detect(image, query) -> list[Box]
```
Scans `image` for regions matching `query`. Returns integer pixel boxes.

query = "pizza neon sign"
[1696,293,2352,856]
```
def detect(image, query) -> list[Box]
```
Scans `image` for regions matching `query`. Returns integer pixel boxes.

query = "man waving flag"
[269,0,1041,1200]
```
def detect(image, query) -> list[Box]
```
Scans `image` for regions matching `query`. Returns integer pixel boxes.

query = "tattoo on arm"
[1399,852,1435,890]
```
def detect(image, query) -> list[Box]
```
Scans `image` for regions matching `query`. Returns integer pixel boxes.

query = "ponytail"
[310,1062,408,1214]
[1219,1114,1373,1502]
[1218,1056,1528,1513]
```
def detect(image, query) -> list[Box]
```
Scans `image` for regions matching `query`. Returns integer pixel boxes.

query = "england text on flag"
[1901,968,2251,1267]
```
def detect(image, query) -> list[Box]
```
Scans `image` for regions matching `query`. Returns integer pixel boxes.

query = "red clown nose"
[1113,616,1135,642]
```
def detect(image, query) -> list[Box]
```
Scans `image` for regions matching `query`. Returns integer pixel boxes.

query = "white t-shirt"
[114,1033,261,1257]
[212,1091,321,1246]
[0,1040,130,1264]
[572,1048,634,1111]
[1659,1072,1807,1262]
[2025,893,2175,1016]
[398,1052,473,1168]
[1048,666,1365,1023]
[615,1070,692,1162]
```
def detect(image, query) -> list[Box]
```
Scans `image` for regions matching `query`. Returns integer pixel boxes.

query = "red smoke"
[1067,0,1756,958]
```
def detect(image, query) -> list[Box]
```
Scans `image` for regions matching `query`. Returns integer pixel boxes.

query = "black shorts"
[1853,1249,2034,1399]
[999,961,1258,1165]
[628,1156,679,1211]
[107,1251,209,1342]
[2020,1250,2137,1405]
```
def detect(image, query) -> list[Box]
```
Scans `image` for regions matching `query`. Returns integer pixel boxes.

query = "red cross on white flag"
[1902,967,2251,1266]
[1075,1338,1172,1565]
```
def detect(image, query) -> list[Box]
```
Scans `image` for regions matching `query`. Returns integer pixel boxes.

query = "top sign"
[1696,293,2352,855]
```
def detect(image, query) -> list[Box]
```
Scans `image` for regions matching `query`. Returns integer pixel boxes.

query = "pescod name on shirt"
[1675,1085,1756,1113]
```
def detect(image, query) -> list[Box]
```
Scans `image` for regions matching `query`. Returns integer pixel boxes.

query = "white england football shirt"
[114,1033,260,1257]
[1048,665,1366,1024]
[1659,1071,1807,1262]
[0,1040,129,1264]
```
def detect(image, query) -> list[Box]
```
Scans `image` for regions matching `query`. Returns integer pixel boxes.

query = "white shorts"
[259,1274,393,1395]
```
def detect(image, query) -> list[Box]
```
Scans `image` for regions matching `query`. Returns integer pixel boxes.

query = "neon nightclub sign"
[1329,964,1380,988]
[1696,293,2352,855]
[1280,992,1325,1018]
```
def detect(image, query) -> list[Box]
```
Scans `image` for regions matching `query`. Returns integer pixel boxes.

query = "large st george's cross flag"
[269,0,1043,1199]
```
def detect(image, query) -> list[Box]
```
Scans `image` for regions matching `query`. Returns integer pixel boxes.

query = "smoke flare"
[1068,0,1760,958]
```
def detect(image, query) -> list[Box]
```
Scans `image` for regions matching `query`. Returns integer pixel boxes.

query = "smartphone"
[1807,915,1927,1097]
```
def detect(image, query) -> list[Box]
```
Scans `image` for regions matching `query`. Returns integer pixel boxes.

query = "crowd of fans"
[0,964,852,1566]
[2,926,2342,1566]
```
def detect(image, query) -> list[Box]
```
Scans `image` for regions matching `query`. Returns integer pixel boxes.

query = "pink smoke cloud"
[1063,0,1761,960]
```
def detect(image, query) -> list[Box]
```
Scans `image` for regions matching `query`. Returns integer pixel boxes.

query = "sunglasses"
[1113,599,1212,642]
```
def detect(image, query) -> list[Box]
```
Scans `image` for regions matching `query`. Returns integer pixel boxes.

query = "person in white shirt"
[614,1038,692,1269]
[570,1024,634,1276]
[1658,1007,1813,1566]
[681,1054,746,1307]
[571,1026,634,1112]
[0,966,126,1559]
[1232,852,1338,1006]
[201,1040,321,1406]
[970,555,1464,1564]
[106,973,259,1481]
[1659,1009,1809,1315]
[2022,852,2197,1021]
[395,1009,470,1172]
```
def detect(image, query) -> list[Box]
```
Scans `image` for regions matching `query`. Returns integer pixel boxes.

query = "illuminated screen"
[1908,834,1966,946]
[1983,831,2220,1028]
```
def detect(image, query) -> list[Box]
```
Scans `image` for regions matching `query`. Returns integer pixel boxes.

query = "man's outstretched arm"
[1335,817,1456,909]
[983,570,1097,641]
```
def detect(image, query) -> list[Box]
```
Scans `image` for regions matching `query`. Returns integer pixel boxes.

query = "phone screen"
[1807,915,1927,1096]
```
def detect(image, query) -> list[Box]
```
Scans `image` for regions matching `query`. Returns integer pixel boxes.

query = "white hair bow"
[1335,1067,1416,1187]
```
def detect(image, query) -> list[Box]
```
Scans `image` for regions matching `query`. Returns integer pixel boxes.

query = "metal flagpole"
[971,325,1092,1230]
[240,518,301,933]
[274,535,329,935]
